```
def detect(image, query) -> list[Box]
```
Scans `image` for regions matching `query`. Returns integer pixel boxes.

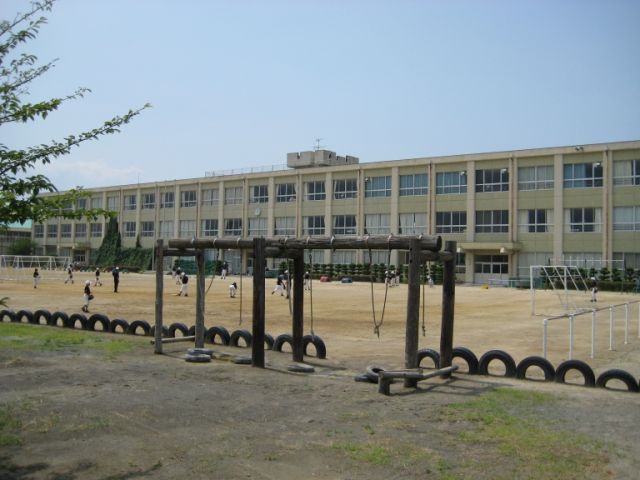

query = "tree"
[7,238,36,255]
[0,1,149,231]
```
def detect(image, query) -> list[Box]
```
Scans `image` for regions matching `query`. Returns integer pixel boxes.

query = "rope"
[368,238,391,338]
[238,272,243,325]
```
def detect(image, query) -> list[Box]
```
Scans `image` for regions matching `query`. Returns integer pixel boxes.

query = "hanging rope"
[205,248,219,294]
[368,235,392,338]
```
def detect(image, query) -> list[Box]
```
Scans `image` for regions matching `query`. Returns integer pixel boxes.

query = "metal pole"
[543,319,548,359]
[624,303,629,344]
[609,305,614,351]
[569,315,574,360]
[590,309,596,359]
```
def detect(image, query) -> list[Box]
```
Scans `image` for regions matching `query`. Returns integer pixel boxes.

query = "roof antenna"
[313,138,326,151]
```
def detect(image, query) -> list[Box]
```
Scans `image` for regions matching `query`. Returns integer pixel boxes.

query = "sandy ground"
[1,271,640,479]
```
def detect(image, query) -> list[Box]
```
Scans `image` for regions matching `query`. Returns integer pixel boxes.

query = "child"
[272,276,284,296]
[82,280,93,313]
[178,272,189,296]
[229,281,238,298]
[590,277,598,303]
[175,267,182,285]
[64,265,74,284]
[33,268,40,288]
[304,271,311,290]
[95,267,102,286]
[221,261,228,280]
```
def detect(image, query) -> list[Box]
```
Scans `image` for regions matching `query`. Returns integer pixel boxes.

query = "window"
[47,224,57,238]
[201,188,219,206]
[201,219,218,237]
[613,207,640,231]
[124,222,136,237]
[107,196,118,211]
[159,220,174,239]
[179,220,196,238]
[249,185,269,203]
[180,190,196,207]
[398,213,427,235]
[333,215,357,235]
[333,178,357,199]
[34,224,44,238]
[60,224,72,238]
[305,181,326,201]
[90,223,102,238]
[124,194,137,211]
[76,198,87,210]
[225,186,243,205]
[303,216,325,236]
[75,224,86,239]
[613,160,640,186]
[91,197,102,209]
[224,218,242,236]
[364,175,391,198]
[399,174,428,196]
[436,171,467,194]
[141,221,154,237]
[518,165,553,191]
[276,183,296,202]
[142,193,155,209]
[436,211,467,233]
[563,162,603,188]
[274,217,296,236]
[333,250,356,265]
[518,209,554,233]
[476,168,509,192]
[474,255,508,274]
[248,217,267,237]
[613,252,640,269]
[455,252,466,274]
[60,201,73,213]
[564,207,602,232]
[475,210,509,233]
[161,191,174,208]
[364,214,390,235]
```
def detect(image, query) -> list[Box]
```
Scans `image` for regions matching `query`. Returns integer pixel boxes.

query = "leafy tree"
[0,1,149,231]
[7,238,36,255]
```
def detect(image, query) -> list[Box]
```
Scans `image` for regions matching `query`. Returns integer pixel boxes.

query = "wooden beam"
[154,239,164,354]
[195,250,205,349]
[404,236,421,387]
[252,237,266,368]
[439,241,456,378]
[292,253,305,362]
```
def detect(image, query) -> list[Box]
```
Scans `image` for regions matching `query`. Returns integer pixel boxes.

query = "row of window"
[35,206,640,240]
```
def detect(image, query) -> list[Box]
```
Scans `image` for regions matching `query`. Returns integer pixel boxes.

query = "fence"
[542,300,640,360]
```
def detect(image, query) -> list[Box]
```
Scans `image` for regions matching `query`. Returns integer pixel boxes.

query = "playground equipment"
[529,265,590,316]
[0,255,71,281]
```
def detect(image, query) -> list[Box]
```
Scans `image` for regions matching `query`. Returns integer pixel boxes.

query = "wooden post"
[252,237,266,367]
[404,237,421,387]
[154,239,164,354]
[292,252,305,362]
[195,249,205,348]
[439,240,456,378]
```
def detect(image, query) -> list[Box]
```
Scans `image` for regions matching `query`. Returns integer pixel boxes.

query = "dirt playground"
[1,271,639,479]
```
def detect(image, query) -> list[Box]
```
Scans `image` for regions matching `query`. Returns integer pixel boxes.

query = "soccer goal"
[529,265,591,316]
[0,255,72,281]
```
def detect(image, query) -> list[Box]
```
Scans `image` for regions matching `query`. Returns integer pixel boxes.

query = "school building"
[31,140,640,284]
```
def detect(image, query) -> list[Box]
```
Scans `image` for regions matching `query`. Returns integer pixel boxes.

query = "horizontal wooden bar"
[378,365,458,395]
[150,335,195,344]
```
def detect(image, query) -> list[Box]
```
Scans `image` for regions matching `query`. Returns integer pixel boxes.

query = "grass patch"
[331,441,394,465]
[0,404,22,446]
[0,323,136,358]
[441,388,611,479]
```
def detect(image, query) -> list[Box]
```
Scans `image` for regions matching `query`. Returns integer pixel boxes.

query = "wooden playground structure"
[153,235,457,386]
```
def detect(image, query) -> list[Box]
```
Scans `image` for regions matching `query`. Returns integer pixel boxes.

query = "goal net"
[0,255,72,282]
[529,265,591,316]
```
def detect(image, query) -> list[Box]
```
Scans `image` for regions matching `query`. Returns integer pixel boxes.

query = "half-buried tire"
[452,346,479,374]
[303,335,327,359]
[87,314,110,332]
[33,309,52,325]
[516,356,556,381]
[127,320,151,336]
[273,334,293,352]
[205,326,231,345]
[595,369,639,393]
[108,318,129,334]
[230,329,252,348]
[417,348,440,369]
[478,350,517,378]
[555,359,596,387]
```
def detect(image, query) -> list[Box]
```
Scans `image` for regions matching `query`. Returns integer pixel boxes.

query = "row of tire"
[0,309,327,359]
[360,346,640,393]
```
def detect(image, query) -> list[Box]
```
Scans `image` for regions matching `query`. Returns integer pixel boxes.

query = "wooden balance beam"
[378,365,459,395]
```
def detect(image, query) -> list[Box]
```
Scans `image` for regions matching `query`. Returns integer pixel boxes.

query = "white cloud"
[39,158,144,190]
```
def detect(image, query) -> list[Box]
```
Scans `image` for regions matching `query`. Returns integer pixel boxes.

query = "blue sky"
[2,0,639,190]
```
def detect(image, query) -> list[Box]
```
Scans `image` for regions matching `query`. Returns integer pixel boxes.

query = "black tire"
[205,326,231,345]
[127,320,151,336]
[15,309,34,324]
[0,309,16,323]
[354,373,373,383]
[365,365,386,384]
[264,333,275,350]
[478,350,517,378]
[67,313,87,329]
[33,309,52,325]
[232,356,252,365]
[188,347,214,356]
[230,329,252,348]
[168,322,189,338]
[109,318,129,334]
[149,325,170,338]
[288,363,314,373]
[303,335,327,359]
[188,325,197,337]
[595,369,640,393]
[87,314,110,332]
[451,346,479,374]
[417,348,440,369]
[516,356,556,381]
[273,333,293,352]
[185,353,211,363]
[555,359,596,387]
[49,311,68,327]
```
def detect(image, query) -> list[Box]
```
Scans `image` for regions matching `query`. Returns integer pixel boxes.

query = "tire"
[232,356,252,365]
[264,333,275,350]
[273,333,293,352]
[595,369,639,393]
[109,318,129,334]
[303,335,327,359]
[188,325,197,337]
[49,311,69,327]
[15,309,34,324]
[149,325,170,338]
[188,347,214,356]
[516,356,556,381]
[354,373,373,383]
[33,309,52,325]
[288,363,315,373]
[417,348,440,369]
[555,359,596,387]
[127,320,151,336]
[87,314,110,332]
[185,353,211,363]
[67,313,87,329]
[0,309,16,323]
[230,329,252,348]
[478,350,517,378]
[451,346,479,375]
[205,326,231,345]
[168,322,189,338]
[365,365,386,384]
